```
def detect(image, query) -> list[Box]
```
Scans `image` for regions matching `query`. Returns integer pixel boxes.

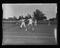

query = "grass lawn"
[2,22,57,45]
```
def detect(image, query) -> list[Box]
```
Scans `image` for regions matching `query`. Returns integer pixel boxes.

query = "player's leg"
[34,20,37,26]
[23,21,28,31]
[30,20,33,26]
[31,22,32,26]
[28,21,30,26]
[28,20,34,31]
[30,19,35,31]
[20,24,22,28]
[24,22,26,28]
[20,22,23,28]
[18,21,21,27]
[28,19,32,26]
[21,21,26,28]
[25,20,29,31]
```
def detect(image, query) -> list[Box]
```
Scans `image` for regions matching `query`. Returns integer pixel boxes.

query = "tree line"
[3,9,57,22]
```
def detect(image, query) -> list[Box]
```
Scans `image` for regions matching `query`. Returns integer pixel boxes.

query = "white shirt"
[28,18,33,25]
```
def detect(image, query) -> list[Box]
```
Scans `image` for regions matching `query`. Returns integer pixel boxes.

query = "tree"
[24,14,32,19]
[18,16,24,20]
[25,16,28,19]
[49,18,57,21]
[48,17,57,24]
[3,18,8,21]
[3,18,6,20]
[42,16,47,20]
[33,9,47,22]
[8,17,14,20]
[27,14,32,19]
[18,16,22,20]
[8,16,17,21]
[13,16,17,20]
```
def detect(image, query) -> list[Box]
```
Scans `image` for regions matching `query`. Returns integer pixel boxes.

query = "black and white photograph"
[2,3,57,45]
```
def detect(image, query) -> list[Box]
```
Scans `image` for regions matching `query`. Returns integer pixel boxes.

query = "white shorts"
[20,22,26,27]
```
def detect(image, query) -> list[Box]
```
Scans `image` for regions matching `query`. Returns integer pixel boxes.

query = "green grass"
[2,22,57,45]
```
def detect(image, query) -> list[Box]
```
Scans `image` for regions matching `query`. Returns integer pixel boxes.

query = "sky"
[2,3,57,20]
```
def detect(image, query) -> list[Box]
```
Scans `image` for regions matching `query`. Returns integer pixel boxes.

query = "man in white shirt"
[28,18,36,31]
[20,19,26,28]
[28,18,33,26]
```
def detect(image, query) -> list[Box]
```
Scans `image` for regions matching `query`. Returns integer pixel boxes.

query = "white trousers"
[20,21,26,28]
